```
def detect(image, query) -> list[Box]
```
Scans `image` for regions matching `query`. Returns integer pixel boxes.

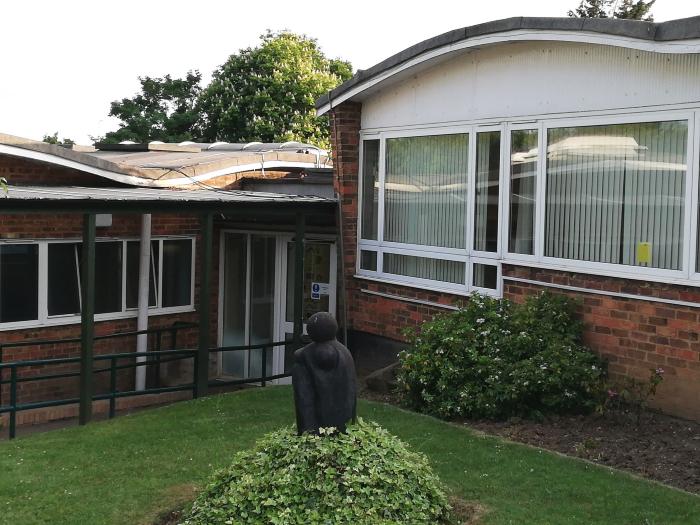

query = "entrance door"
[220,233,276,379]
[280,240,337,374]
[219,232,337,381]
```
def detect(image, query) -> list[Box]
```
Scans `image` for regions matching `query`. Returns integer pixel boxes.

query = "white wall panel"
[361,42,700,130]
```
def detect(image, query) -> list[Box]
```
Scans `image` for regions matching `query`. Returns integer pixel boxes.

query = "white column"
[135,214,152,391]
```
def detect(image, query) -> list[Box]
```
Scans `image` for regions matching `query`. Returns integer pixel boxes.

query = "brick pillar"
[329,101,362,330]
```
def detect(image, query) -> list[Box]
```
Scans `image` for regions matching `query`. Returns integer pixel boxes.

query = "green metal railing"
[0,322,198,439]
[0,325,295,440]
[208,340,298,388]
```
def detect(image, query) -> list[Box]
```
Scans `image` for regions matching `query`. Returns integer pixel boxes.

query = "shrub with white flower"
[398,291,605,419]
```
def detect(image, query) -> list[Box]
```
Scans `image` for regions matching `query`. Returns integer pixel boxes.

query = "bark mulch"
[360,387,700,494]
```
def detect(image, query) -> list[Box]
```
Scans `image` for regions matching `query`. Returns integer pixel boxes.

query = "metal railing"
[0,322,198,439]
[0,325,297,439]
[209,340,296,388]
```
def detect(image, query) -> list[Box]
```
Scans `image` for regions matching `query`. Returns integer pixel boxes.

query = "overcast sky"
[2,0,697,144]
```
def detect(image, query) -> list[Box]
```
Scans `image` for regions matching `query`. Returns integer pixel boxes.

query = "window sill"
[353,272,500,298]
[0,305,196,332]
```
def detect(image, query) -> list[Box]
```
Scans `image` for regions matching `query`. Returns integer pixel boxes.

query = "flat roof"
[0,134,330,188]
[0,185,336,215]
[316,15,700,113]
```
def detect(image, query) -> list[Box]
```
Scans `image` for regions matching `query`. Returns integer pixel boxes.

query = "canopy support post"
[79,213,96,425]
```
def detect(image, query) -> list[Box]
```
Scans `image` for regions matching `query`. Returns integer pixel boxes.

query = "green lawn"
[1,387,698,525]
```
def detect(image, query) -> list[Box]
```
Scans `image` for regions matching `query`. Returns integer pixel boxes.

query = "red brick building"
[319,16,700,420]
[0,136,337,429]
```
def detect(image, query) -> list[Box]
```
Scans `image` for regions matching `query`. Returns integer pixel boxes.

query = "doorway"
[218,231,337,380]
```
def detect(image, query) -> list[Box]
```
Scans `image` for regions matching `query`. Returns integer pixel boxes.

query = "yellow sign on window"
[637,242,652,264]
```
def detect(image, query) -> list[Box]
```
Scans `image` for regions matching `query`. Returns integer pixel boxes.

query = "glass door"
[221,233,276,379]
[280,239,337,374]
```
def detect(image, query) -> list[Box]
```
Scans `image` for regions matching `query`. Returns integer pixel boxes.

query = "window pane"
[95,242,123,314]
[48,243,80,316]
[162,240,192,307]
[509,129,538,254]
[473,263,498,290]
[126,241,158,309]
[249,236,275,378]
[361,140,380,240]
[474,131,500,252]
[384,253,465,284]
[385,134,468,248]
[0,244,38,323]
[545,120,687,270]
[222,233,247,377]
[286,242,331,323]
[360,250,377,271]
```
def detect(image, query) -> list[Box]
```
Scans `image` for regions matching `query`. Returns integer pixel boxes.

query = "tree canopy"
[567,0,656,21]
[101,71,202,144]
[100,31,352,149]
[42,132,75,147]
[197,31,352,150]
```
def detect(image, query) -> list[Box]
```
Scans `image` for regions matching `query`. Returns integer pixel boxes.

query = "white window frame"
[502,122,543,263]
[357,106,700,296]
[536,110,695,282]
[357,124,502,297]
[0,236,196,331]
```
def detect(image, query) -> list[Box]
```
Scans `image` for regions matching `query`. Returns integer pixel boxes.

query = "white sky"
[2,0,697,144]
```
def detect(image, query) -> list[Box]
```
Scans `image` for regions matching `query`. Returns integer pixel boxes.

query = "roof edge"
[317,15,700,112]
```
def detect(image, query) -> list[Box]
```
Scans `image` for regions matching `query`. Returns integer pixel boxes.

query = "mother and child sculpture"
[291,312,357,435]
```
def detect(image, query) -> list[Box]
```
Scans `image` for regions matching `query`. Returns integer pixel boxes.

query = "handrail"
[1,331,295,440]
[0,322,198,349]
[0,348,196,370]
[210,340,289,353]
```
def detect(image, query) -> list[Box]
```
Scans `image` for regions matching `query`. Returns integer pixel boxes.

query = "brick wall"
[0,211,209,408]
[504,265,700,420]
[0,156,225,415]
[0,155,123,186]
[329,100,700,421]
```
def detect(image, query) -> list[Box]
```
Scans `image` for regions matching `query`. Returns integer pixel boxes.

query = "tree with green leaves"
[197,31,352,150]
[101,71,202,144]
[42,132,75,147]
[568,0,656,21]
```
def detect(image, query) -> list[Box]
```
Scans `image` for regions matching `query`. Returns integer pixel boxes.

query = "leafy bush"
[181,420,452,525]
[397,291,605,419]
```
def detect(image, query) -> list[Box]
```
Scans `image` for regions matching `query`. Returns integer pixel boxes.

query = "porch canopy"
[1,184,337,424]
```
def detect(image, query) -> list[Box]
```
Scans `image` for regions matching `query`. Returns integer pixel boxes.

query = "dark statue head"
[291,312,357,435]
[306,312,338,342]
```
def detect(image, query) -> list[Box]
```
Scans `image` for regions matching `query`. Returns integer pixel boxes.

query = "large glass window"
[0,244,38,323]
[509,129,538,255]
[384,134,468,248]
[474,131,500,252]
[361,140,380,241]
[545,120,687,270]
[1,237,194,327]
[356,112,697,295]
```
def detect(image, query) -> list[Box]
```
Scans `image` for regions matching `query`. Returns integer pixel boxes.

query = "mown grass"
[1,386,698,524]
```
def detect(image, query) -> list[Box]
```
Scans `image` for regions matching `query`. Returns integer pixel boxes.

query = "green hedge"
[182,420,452,525]
[398,291,605,419]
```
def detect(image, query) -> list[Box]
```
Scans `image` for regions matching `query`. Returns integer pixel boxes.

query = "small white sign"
[310,282,330,300]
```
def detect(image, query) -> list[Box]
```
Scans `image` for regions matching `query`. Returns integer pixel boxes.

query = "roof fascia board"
[317,29,700,116]
[142,161,322,187]
[0,143,152,187]
[0,199,337,215]
[0,144,323,188]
